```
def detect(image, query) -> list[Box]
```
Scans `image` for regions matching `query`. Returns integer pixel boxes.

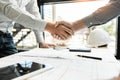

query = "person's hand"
[56,21,73,31]
[53,21,74,40]
[111,75,120,80]
[56,20,88,32]
[45,22,74,40]
[39,42,56,48]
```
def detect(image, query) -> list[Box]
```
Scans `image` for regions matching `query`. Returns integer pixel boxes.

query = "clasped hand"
[45,21,74,40]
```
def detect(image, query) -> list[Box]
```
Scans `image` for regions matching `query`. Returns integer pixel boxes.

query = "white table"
[0,48,120,80]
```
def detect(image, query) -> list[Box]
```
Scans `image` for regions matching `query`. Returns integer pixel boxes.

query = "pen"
[77,55,102,60]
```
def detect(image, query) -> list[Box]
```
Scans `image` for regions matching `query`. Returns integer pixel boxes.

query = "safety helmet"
[87,29,111,48]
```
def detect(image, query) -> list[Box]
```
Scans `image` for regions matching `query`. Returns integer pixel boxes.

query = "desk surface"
[0,48,120,80]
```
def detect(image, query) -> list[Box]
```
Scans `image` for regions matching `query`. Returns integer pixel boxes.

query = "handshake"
[45,21,74,40]
[45,20,86,40]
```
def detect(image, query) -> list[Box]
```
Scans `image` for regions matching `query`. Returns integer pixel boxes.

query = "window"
[43,0,116,49]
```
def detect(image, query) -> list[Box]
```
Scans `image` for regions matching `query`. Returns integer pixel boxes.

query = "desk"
[0,48,120,80]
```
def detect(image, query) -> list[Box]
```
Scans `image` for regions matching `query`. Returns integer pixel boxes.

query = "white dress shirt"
[0,0,46,42]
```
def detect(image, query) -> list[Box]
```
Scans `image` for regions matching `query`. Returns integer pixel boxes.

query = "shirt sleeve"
[82,0,120,28]
[26,0,41,19]
[26,0,44,43]
[0,0,47,32]
[33,30,44,43]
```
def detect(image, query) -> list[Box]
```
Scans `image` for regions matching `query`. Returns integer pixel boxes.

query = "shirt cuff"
[82,16,93,28]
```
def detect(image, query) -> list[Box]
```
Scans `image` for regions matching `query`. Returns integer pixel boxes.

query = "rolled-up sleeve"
[82,0,120,28]
[0,0,47,32]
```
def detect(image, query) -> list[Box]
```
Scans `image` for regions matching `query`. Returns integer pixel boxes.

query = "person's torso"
[0,0,31,33]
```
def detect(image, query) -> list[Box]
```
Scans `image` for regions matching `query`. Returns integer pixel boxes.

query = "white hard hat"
[87,29,111,48]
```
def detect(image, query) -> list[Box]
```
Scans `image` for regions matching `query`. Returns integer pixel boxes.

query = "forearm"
[82,0,120,28]
[0,0,47,32]
[72,20,88,32]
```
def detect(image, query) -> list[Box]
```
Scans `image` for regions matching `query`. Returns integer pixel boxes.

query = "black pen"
[77,55,102,60]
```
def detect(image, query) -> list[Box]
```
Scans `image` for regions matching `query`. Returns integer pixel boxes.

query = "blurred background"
[13,0,116,52]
